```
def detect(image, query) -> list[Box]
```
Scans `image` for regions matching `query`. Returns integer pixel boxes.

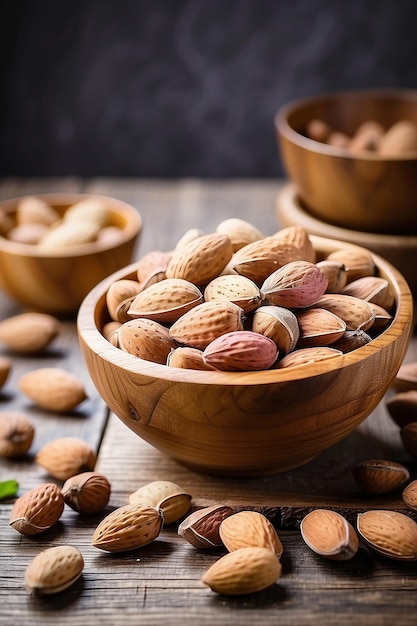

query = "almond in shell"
[92,502,163,552]
[203,274,262,313]
[9,482,64,536]
[61,471,111,514]
[18,367,87,413]
[272,225,316,263]
[219,511,283,556]
[216,218,263,252]
[326,248,376,282]
[127,278,203,323]
[166,346,215,370]
[0,411,35,457]
[314,294,375,331]
[128,480,192,525]
[352,459,410,494]
[166,233,233,285]
[402,480,417,512]
[16,195,60,227]
[25,545,84,595]
[0,312,60,353]
[203,330,278,371]
[315,260,348,292]
[118,318,177,363]
[201,546,282,595]
[36,437,97,480]
[252,305,299,355]
[295,308,346,347]
[276,347,343,369]
[106,279,142,322]
[232,237,302,284]
[136,250,171,287]
[342,276,394,310]
[386,391,417,427]
[169,300,244,350]
[261,260,328,308]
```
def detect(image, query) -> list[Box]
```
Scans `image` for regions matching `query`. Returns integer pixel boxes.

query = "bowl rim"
[0,192,143,258]
[275,87,417,161]
[77,234,413,387]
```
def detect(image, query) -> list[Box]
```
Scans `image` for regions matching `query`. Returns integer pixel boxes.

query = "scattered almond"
[0,411,35,457]
[357,510,417,560]
[25,545,84,595]
[36,437,97,480]
[9,482,64,536]
[178,505,234,549]
[92,502,163,552]
[300,509,359,561]
[0,312,60,353]
[352,459,410,494]
[61,471,111,514]
[201,546,282,595]
[18,367,88,412]
[219,511,283,556]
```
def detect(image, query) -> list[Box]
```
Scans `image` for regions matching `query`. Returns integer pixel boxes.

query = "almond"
[300,509,359,560]
[352,459,410,494]
[25,545,84,595]
[400,421,417,459]
[61,471,111,514]
[295,308,346,347]
[203,331,278,371]
[203,275,262,313]
[392,362,417,393]
[341,276,394,310]
[36,437,97,480]
[379,120,417,156]
[386,391,417,427]
[316,260,348,292]
[219,511,283,556]
[325,248,376,282]
[252,305,300,355]
[118,318,177,364]
[128,480,192,524]
[216,218,263,252]
[276,346,343,369]
[92,502,163,552]
[18,367,87,413]
[9,483,64,536]
[314,294,375,331]
[402,480,417,512]
[261,260,328,308]
[166,233,233,285]
[201,546,282,595]
[272,225,316,263]
[357,510,417,560]
[16,196,60,227]
[169,300,245,350]
[127,278,203,323]
[166,346,215,370]
[232,237,302,284]
[178,505,234,549]
[105,279,142,322]
[39,220,100,249]
[0,312,60,353]
[0,411,35,457]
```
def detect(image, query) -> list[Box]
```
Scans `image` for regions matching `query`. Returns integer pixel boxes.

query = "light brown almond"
[61,471,111,514]
[118,318,177,363]
[25,545,84,595]
[219,511,283,556]
[386,390,417,428]
[92,502,163,552]
[201,546,282,595]
[252,305,300,355]
[295,308,346,347]
[204,275,262,313]
[36,437,97,480]
[300,509,359,560]
[352,459,410,494]
[216,218,263,252]
[261,261,328,308]
[0,312,60,353]
[166,233,233,285]
[18,367,87,412]
[127,278,203,322]
[357,510,417,560]
[9,482,64,536]
[0,411,35,457]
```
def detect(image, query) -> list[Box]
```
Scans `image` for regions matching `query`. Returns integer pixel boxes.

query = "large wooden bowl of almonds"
[77,221,413,477]
[275,89,417,234]
[0,193,142,316]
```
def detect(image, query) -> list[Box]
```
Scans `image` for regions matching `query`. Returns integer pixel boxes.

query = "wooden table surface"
[0,177,416,626]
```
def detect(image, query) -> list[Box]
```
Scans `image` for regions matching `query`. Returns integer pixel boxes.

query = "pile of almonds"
[102,220,394,372]
[0,195,124,248]
[305,117,417,157]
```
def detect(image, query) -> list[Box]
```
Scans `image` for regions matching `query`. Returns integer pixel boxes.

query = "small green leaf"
[0,480,19,500]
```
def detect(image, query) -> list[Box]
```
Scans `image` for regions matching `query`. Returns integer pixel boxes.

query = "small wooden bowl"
[0,193,142,315]
[78,237,413,477]
[275,89,417,234]
[276,183,417,303]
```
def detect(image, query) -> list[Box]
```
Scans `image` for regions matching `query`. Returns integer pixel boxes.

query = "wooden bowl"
[277,183,417,303]
[275,89,417,234]
[0,193,142,315]
[77,236,413,477]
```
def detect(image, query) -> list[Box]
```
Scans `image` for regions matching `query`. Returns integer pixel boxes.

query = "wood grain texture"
[1,177,417,625]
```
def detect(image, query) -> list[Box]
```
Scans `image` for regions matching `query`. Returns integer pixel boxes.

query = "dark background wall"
[2,0,417,178]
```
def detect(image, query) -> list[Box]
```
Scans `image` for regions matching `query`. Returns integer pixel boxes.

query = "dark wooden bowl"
[275,89,417,234]
[77,236,413,477]
[0,193,142,315]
